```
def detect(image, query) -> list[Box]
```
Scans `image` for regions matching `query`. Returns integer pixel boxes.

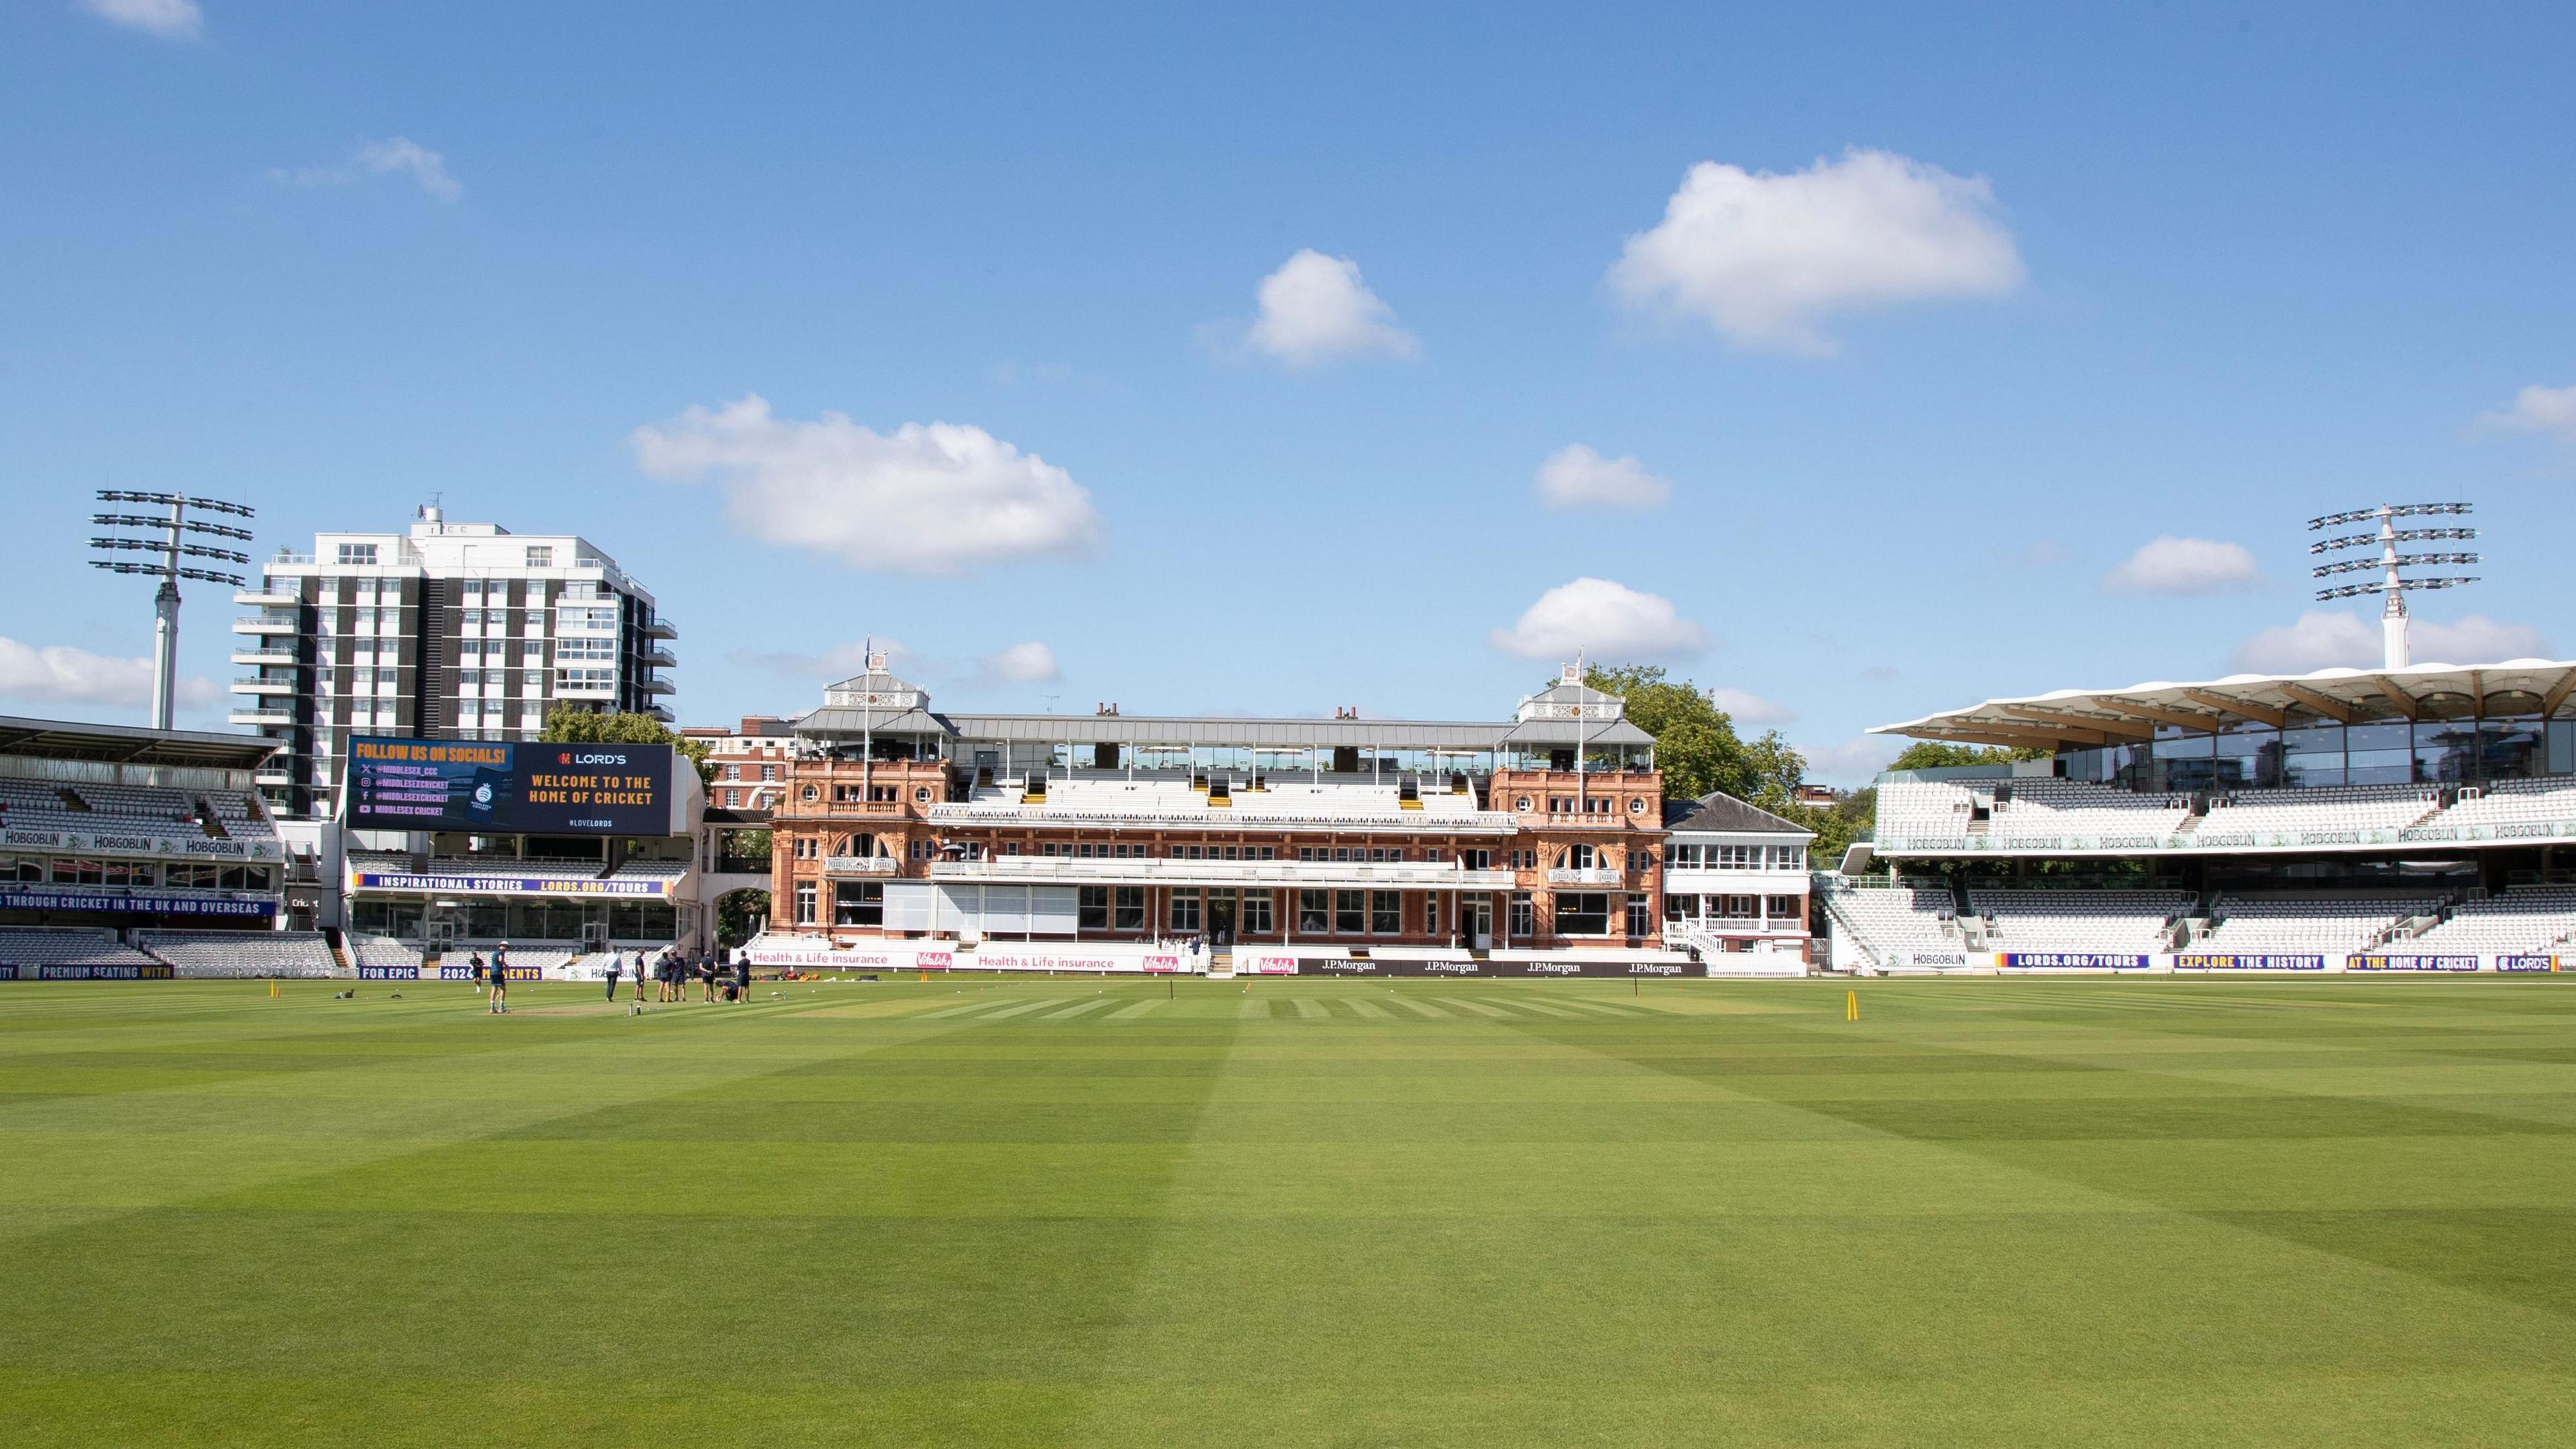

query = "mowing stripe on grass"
[1346,999,1393,1020]
[1436,997,1512,1018]
[914,996,1032,1020]
[1389,998,1448,1018]
[1105,999,1165,1021]
[976,998,1065,1020]
[1496,998,1581,1018]
[1039,998,1118,1021]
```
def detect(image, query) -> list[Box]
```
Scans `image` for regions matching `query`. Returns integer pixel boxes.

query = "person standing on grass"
[733,950,749,1004]
[470,951,486,994]
[603,953,620,1002]
[631,949,648,1004]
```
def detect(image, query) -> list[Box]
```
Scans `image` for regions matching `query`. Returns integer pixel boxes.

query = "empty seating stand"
[0,926,162,969]
[2418,780,2576,838]
[2406,887,2576,954]
[138,930,337,978]
[2196,896,2441,957]
[1970,890,2192,953]
[1819,883,1963,967]
[1982,783,2192,847]
[2197,786,2444,845]
[350,936,427,973]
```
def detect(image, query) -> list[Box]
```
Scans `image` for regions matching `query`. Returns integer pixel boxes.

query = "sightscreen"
[346,737,673,835]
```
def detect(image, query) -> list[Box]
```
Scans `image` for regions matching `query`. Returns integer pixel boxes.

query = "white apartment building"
[230,506,677,819]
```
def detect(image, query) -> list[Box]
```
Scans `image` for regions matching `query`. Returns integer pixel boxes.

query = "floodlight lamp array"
[90,559,246,586]
[2311,551,2481,579]
[2314,576,2477,602]
[2306,501,2472,530]
[2309,525,2477,554]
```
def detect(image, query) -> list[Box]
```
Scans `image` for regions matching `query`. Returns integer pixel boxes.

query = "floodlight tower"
[87,490,256,729]
[2306,502,2478,671]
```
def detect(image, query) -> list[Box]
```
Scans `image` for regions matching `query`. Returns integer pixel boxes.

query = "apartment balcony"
[228,708,295,727]
[824,855,902,877]
[231,615,301,636]
[233,588,300,608]
[644,619,679,641]
[641,647,678,668]
[645,704,675,723]
[230,649,300,667]
[639,676,675,695]
[229,678,294,696]
[930,857,1518,890]
[254,766,299,788]
[1546,867,1625,887]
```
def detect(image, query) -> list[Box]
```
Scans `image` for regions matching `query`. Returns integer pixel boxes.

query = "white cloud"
[268,137,463,202]
[2473,383,2576,441]
[633,394,1103,575]
[1608,147,2023,356]
[2232,611,2555,674]
[2102,535,2263,596]
[1534,444,1672,511]
[1706,688,1793,724]
[0,635,214,708]
[78,0,202,40]
[728,639,910,679]
[1489,578,1707,661]
[1238,250,1418,366]
[1801,735,1907,788]
[978,641,1060,684]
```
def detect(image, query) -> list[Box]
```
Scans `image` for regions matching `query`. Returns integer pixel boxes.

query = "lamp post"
[88,490,256,730]
[2307,503,2478,671]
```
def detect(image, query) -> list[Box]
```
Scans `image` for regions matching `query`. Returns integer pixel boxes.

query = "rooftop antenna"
[89,490,256,729]
[2308,502,2478,669]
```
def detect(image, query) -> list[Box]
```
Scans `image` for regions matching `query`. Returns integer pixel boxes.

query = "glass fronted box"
[2059,718,2576,792]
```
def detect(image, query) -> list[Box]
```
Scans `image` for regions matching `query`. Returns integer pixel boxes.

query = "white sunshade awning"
[1869,659,2576,752]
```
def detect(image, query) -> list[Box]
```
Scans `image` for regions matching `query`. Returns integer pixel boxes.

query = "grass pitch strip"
[3,976,2571,1446]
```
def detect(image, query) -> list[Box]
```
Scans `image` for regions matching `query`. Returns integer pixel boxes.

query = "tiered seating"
[460,945,574,975]
[2422,779,2576,836]
[2406,888,2576,954]
[2198,786,2443,843]
[0,778,189,833]
[610,858,690,883]
[138,930,335,977]
[1872,780,1974,846]
[1821,884,1964,966]
[0,926,161,967]
[350,935,425,971]
[2196,895,2440,956]
[1984,783,2190,847]
[1971,890,2192,953]
[0,779,279,845]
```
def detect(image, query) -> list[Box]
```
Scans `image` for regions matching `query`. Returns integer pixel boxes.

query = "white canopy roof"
[1870,659,2576,752]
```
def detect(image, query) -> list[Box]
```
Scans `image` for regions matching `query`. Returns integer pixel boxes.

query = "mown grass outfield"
[3,975,2571,1447]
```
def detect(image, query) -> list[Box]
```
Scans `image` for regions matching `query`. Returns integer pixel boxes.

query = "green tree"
[1886,741,2050,771]
[539,705,715,786]
[713,888,772,947]
[1582,664,1805,807]
[1582,663,1894,864]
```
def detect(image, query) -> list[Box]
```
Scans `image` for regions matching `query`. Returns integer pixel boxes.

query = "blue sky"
[5,2,2573,781]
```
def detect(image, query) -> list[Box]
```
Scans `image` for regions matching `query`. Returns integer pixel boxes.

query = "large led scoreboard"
[346,737,675,835]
